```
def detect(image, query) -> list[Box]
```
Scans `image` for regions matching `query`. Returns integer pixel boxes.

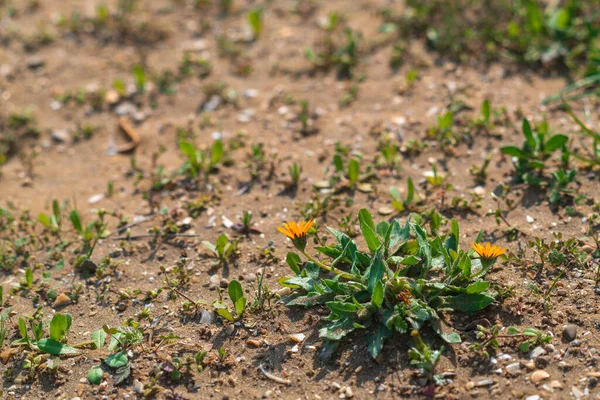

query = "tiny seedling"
[213,279,247,321]
[202,234,239,266]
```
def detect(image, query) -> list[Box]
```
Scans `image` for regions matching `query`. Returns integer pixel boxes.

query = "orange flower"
[277,220,314,251]
[471,242,506,260]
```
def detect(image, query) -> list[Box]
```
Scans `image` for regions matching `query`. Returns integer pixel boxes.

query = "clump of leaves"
[213,280,246,322]
[470,324,552,357]
[500,118,568,186]
[279,208,502,373]
[179,139,224,180]
[202,234,239,267]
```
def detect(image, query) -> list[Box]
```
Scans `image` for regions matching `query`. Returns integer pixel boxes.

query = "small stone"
[53,293,72,308]
[219,278,229,288]
[474,186,485,196]
[88,194,104,204]
[476,379,494,387]
[345,387,353,398]
[571,386,584,399]
[114,102,137,116]
[51,129,70,143]
[289,333,306,343]
[225,324,235,335]
[104,90,120,105]
[505,362,521,375]
[526,215,535,224]
[531,370,550,384]
[525,396,540,400]
[549,380,563,389]
[529,346,546,359]
[562,325,577,342]
[200,309,214,324]
[378,206,394,216]
[246,339,261,348]
[133,380,144,394]
[524,360,536,370]
[465,381,475,390]
[290,344,299,353]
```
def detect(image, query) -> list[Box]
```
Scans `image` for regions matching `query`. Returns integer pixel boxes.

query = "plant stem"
[301,250,356,280]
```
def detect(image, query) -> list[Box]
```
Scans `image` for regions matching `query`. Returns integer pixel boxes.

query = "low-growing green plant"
[501,118,568,185]
[13,313,79,356]
[277,209,505,371]
[248,7,263,40]
[179,139,224,179]
[213,280,246,321]
[202,234,239,266]
[471,324,552,357]
[389,177,418,212]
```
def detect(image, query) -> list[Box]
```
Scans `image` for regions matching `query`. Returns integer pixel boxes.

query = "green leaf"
[37,338,79,355]
[507,326,520,335]
[38,213,51,228]
[522,118,536,149]
[367,324,392,359]
[88,365,103,385]
[211,140,224,165]
[447,293,494,313]
[18,317,28,341]
[216,307,235,322]
[465,281,490,294]
[500,146,527,158]
[326,301,362,314]
[367,250,385,293]
[69,210,83,234]
[105,352,128,368]
[92,329,107,349]
[545,134,568,152]
[49,313,69,341]
[25,268,33,289]
[228,280,243,305]
[371,281,384,308]
[319,317,356,341]
[286,252,302,275]
[358,209,381,253]
[481,99,490,122]
[406,177,415,203]
[347,159,359,186]
[389,186,401,202]
[201,240,216,253]
[179,140,196,159]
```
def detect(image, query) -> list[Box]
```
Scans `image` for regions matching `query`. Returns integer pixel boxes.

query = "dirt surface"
[1,1,600,399]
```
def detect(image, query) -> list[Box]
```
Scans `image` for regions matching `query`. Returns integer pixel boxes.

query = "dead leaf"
[117,116,140,153]
[1,348,17,364]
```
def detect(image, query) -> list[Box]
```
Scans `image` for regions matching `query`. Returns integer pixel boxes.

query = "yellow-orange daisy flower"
[471,242,506,260]
[277,220,314,239]
[277,220,314,251]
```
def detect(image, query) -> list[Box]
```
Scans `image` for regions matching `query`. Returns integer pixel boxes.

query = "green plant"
[278,209,503,367]
[500,119,568,185]
[469,155,492,185]
[471,324,552,357]
[248,7,263,40]
[389,177,417,212]
[179,139,224,179]
[202,234,239,266]
[288,163,302,188]
[132,64,146,94]
[548,169,577,204]
[213,280,246,321]
[69,209,107,261]
[12,313,79,356]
